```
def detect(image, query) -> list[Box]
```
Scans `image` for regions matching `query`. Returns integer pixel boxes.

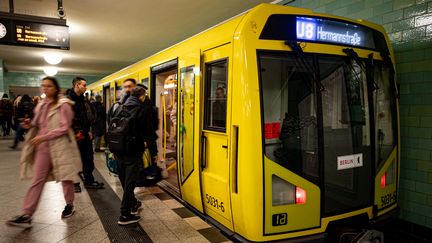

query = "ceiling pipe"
[9,0,14,14]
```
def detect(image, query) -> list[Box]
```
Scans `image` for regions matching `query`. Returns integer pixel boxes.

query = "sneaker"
[118,215,141,225]
[74,183,82,193]
[62,204,75,218]
[6,215,32,228]
[131,201,142,215]
[84,181,105,189]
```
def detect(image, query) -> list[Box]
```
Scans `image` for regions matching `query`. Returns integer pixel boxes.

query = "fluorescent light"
[44,67,58,76]
[43,53,63,65]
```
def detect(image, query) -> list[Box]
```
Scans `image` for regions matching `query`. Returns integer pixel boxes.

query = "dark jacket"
[91,101,106,136]
[122,96,146,156]
[66,89,91,134]
[107,93,130,125]
[16,95,34,120]
[0,99,12,118]
[142,97,158,141]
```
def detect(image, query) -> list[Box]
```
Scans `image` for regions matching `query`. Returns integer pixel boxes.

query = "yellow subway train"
[88,3,399,242]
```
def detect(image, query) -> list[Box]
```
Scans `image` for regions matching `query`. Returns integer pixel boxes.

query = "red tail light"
[295,187,306,204]
[381,173,386,188]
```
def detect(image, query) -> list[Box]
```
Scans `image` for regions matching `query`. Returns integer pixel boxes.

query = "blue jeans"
[12,124,26,147]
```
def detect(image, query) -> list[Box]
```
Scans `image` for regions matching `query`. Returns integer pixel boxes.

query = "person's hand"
[88,132,93,140]
[21,118,31,129]
[30,136,45,145]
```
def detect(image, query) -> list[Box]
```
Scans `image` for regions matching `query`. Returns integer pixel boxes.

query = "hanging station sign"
[0,18,69,49]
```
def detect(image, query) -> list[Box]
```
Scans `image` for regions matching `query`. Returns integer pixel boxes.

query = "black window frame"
[203,58,228,133]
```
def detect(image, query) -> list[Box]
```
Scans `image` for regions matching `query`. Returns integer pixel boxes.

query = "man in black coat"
[67,77,104,191]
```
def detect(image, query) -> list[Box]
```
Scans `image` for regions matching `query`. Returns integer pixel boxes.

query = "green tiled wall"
[2,72,103,97]
[281,0,432,229]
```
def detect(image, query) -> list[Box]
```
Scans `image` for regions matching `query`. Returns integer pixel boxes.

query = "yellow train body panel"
[89,3,399,241]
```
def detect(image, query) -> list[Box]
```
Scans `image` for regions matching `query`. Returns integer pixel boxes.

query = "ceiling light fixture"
[43,67,58,76]
[43,53,63,65]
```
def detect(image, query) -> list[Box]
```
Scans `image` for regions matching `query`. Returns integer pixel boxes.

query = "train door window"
[319,56,372,214]
[179,66,195,182]
[258,52,319,182]
[373,63,396,168]
[204,60,227,132]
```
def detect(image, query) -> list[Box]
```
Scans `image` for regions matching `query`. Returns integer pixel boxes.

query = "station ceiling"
[0,0,274,76]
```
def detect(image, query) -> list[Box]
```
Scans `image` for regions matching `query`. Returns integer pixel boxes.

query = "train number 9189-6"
[205,194,225,212]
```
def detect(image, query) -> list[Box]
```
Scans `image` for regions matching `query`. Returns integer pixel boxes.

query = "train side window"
[374,63,396,168]
[204,60,228,132]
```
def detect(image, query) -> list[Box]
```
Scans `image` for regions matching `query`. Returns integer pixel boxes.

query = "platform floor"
[0,136,231,243]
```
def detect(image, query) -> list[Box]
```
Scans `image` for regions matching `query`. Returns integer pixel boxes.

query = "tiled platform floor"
[0,137,231,243]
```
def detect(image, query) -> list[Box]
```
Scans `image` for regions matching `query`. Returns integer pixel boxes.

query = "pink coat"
[20,97,82,182]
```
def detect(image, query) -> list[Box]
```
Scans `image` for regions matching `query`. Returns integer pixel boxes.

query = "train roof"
[88,3,387,89]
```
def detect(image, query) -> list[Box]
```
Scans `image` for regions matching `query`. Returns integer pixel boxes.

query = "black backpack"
[84,101,97,125]
[107,105,141,155]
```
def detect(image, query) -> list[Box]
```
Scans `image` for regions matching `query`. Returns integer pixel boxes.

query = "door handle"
[222,145,228,149]
[201,135,207,169]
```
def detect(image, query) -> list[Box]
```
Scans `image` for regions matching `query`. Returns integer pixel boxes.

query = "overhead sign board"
[0,18,69,49]
[296,17,374,49]
[260,15,384,51]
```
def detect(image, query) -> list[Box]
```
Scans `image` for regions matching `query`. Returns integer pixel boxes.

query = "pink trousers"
[22,147,74,216]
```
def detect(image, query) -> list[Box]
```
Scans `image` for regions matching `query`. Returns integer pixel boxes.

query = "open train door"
[178,51,204,213]
[200,44,233,230]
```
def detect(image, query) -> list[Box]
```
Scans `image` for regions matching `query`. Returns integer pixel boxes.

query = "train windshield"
[259,51,397,213]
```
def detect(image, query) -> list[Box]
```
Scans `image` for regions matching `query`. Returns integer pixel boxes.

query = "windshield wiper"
[380,51,399,99]
[285,41,325,91]
[367,53,379,91]
[343,48,366,71]
[343,48,379,91]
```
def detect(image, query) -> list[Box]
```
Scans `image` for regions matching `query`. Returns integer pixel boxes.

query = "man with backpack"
[67,77,104,192]
[107,78,136,125]
[107,86,153,225]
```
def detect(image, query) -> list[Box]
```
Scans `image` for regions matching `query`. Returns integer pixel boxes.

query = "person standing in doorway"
[6,76,81,228]
[67,77,104,192]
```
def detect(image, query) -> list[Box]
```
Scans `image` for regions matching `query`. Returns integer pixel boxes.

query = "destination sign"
[296,17,374,48]
[0,18,69,49]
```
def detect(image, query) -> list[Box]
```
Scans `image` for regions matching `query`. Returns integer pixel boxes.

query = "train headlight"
[380,160,395,188]
[272,175,306,206]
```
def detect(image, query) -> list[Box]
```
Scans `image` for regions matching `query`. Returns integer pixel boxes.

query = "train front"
[231,4,399,241]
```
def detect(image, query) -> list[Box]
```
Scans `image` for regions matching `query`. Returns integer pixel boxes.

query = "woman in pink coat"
[6,77,82,228]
